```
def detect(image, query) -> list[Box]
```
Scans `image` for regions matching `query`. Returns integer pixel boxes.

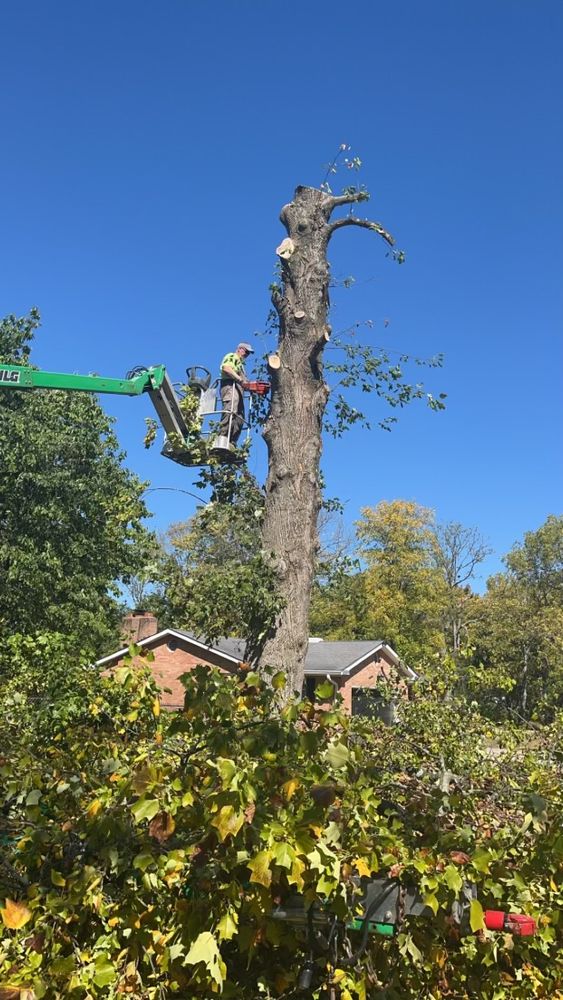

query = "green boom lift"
[0,362,268,467]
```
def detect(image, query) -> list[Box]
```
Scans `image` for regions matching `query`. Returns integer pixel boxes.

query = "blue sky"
[1,0,561,587]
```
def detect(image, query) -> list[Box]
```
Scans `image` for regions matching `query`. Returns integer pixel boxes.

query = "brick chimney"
[122,609,158,644]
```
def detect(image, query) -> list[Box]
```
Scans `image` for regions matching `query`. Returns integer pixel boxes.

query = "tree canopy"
[0,310,153,655]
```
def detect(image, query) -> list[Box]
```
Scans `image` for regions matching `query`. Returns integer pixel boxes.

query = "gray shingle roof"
[304,640,387,674]
[175,632,391,676]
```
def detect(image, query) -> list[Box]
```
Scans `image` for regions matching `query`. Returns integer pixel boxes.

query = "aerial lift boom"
[0,362,268,467]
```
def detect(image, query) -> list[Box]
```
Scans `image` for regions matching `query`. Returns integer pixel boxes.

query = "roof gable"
[96,630,415,680]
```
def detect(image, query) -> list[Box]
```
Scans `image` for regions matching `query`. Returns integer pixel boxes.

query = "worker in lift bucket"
[218,342,254,445]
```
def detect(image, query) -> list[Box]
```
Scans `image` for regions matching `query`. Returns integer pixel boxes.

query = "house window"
[351,688,396,724]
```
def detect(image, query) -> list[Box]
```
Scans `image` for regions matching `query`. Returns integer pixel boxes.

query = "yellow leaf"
[288,856,305,890]
[216,910,238,941]
[51,869,66,887]
[282,778,300,801]
[152,698,161,718]
[470,898,485,932]
[423,892,439,915]
[1,898,32,929]
[353,857,372,878]
[86,798,102,820]
[433,947,447,968]
[211,805,245,842]
[247,850,272,887]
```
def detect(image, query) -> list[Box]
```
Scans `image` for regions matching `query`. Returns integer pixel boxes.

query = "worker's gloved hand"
[240,381,250,390]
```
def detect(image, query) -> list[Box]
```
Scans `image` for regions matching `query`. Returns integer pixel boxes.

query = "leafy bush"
[1,658,562,998]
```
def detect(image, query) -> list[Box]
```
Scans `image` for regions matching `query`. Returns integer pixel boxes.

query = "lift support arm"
[0,362,191,446]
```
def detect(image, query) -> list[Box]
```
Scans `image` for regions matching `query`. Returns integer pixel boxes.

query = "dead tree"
[257,185,394,695]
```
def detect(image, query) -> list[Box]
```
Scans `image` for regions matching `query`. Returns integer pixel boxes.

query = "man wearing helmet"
[218,342,254,445]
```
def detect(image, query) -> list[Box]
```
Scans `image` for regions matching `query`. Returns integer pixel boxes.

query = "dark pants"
[219,382,245,444]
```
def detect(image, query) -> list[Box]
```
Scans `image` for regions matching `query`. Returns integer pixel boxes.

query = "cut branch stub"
[276,238,296,259]
[267,353,281,370]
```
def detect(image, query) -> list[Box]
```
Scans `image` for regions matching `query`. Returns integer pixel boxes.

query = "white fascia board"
[95,629,243,669]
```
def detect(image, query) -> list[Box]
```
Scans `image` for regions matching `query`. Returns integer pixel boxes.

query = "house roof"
[96,629,417,682]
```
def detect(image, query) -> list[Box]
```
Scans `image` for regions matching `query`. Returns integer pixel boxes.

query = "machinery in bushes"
[271,875,536,992]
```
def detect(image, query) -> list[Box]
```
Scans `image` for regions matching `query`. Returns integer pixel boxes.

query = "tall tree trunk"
[256,186,394,696]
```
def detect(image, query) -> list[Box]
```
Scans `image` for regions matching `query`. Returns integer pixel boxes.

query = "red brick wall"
[113,639,236,710]
[336,651,407,713]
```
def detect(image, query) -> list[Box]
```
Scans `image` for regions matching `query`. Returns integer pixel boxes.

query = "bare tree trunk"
[256,186,394,696]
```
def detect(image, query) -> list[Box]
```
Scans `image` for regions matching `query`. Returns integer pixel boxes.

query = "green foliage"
[310,571,370,640]
[325,341,446,437]
[355,501,447,665]
[471,516,563,721]
[1,661,562,999]
[151,466,282,645]
[0,310,153,655]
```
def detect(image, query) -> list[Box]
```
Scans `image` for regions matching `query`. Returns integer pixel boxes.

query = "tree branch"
[323,190,371,215]
[327,216,395,246]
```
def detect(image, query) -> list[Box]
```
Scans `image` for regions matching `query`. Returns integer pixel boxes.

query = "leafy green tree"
[355,500,447,667]
[0,310,152,655]
[310,570,370,640]
[473,516,563,720]
[151,466,281,650]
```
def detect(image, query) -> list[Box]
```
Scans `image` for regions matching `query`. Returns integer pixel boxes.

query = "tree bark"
[256,186,393,696]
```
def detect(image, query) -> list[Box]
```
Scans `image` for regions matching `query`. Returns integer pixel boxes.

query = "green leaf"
[131,797,160,824]
[272,841,296,869]
[168,942,185,961]
[185,931,225,987]
[93,954,116,988]
[326,740,349,770]
[444,864,463,892]
[423,892,439,915]
[216,757,237,788]
[405,935,423,962]
[26,788,41,805]
[314,680,335,700]
[471,849,492,874]
[272,671,286,690]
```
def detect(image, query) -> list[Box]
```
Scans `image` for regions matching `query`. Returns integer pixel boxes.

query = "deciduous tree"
[474,516,563,720]
[0,310,152,654]
[356,500,447,667]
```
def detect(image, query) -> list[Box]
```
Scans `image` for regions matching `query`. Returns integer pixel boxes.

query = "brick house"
[96,610,416,717]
